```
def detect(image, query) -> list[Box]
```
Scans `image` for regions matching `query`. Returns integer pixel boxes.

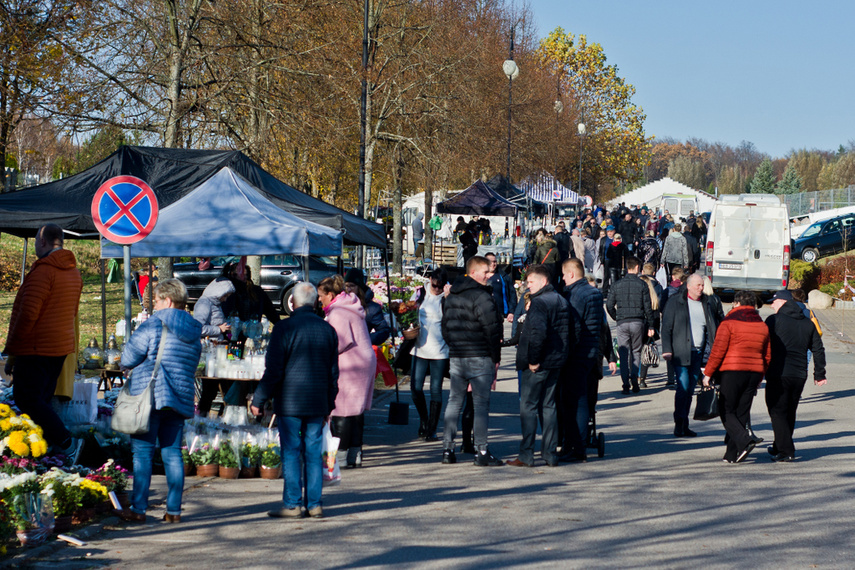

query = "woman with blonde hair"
[318,275,376,468]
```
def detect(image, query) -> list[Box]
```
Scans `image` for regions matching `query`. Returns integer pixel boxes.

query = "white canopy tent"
[608,178,718,215]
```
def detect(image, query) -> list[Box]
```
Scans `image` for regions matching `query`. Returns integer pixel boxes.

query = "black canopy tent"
[485,174,547,217]
[0,146,386,248]
[436,179,519,217]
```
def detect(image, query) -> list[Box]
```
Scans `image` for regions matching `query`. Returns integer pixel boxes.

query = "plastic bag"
[322,421,341,486]
[655,265,667,289]
[53,381,98,426]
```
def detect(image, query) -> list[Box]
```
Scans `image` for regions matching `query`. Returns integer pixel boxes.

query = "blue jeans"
[411,356,446,402]
[131,409,186,515]
[674,349,703,422]
[443,356,494,449]
[278,416,324,510]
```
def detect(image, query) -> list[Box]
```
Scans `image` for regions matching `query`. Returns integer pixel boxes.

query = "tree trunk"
[392,144,404,274]
[246,256,262,288]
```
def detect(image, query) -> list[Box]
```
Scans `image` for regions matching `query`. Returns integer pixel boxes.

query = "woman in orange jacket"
[702,290,771,464]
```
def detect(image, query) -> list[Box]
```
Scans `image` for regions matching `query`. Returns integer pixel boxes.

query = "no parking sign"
[91,176,159,244]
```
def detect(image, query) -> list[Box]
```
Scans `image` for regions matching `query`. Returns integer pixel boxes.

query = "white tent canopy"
[518,172,584,205]
[100,167,342,258]
[608,178,718,214]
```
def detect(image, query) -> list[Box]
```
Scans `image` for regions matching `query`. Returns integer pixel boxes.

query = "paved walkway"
[8,311,855,569]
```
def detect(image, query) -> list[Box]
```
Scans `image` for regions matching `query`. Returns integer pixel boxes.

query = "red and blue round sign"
[91,176,159,245]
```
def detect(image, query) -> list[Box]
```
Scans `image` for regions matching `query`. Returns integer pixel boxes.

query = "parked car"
[792,213,855,263]
[174,255,341,314]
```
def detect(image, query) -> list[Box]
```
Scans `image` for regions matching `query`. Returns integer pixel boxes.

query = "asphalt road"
[12,310,855,569]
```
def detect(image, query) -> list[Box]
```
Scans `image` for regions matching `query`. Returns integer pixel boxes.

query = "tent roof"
[518,172,584,205]
[607,178,718,213]
[436,180,518,217]
[99,168,342,258]
[0,146,386,248]
[485,174,547,216]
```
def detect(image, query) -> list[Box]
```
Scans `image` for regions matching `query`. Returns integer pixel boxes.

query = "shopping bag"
[693,387,720,421]
[53,381,98,426]
[655,265,667,289]
[322,421,341,486]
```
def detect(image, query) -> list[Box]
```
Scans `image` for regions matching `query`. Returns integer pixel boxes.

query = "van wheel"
[801,248,819,263]
[281,288,295,315]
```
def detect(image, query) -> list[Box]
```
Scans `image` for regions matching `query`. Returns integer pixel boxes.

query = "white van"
[705,194,791,292]
[661,192,699,219]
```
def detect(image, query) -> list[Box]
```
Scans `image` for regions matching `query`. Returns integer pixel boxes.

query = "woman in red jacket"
[702,291,771,464]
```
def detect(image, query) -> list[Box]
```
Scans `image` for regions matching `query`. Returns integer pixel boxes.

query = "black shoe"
[459,444,476,454]
[631,384,640,394]
[474,449,503,467]
[417,422,427,438]
[735,442,756,463]
[639,379,648,388]
[682,425,697,437]
[674,423,684,437]
[442,449,456,464]
[771,452,795,462]
[424,433,439,442]
[767,445,779,456]
[621,387,631,395]
[558,451,587,463]
[666,380,676,386]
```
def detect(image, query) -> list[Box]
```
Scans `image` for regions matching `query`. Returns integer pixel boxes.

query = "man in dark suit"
[252,282,339,519]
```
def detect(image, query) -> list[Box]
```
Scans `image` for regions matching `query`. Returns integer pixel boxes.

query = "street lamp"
[503,58,519,182]
[577,121,586,197]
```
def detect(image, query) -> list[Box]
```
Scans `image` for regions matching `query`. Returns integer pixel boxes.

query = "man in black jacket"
[560,258,603,462]
[764,290,827,462]
[661,273,719,437]
[251,282,339,519]
[606,257,654,394]
[485,252,518,322]
[507,266,570,468]
[440,256,503,466]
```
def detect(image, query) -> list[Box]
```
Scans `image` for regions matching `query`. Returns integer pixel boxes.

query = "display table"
[97,369,125,392]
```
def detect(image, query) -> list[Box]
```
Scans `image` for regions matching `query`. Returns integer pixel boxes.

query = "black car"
[174,255,341,314]
[792,213,855,263]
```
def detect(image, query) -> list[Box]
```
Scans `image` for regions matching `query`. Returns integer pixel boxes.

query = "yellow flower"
[30,438,47,458]
[7,430,30,457]
[0,403,11,418]
[0,418,11,432]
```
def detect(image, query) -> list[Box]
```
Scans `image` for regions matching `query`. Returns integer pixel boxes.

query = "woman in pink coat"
[318,275,376,468]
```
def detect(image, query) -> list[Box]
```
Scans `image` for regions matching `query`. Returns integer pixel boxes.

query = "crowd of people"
[2,217,829,523]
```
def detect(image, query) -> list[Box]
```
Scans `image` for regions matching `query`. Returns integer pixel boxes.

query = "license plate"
[718,263,742,270]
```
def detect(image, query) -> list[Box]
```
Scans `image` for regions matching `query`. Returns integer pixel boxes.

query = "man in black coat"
[683,227,700,272]
[560,258,603,462]
[764,290,827,462]
[606,257,654,395]
[485,252,518,322]
[251,282,339,519]
[440,256,503,467]
[507,265,570,468]
[661,273,719,437]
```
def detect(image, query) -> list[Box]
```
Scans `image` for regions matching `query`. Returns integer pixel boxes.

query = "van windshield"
[800,222,822,238]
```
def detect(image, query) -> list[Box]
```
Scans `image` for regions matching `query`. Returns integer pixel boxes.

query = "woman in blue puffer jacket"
[118,279,202,524]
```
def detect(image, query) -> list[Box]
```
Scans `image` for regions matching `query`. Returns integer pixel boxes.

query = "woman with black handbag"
[701,291,771,464]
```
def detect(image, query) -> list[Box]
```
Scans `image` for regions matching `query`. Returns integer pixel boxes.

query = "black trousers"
[12,355,70,447]
[331,414,365,451]
[765,375,807,456]
[718,370,763,461]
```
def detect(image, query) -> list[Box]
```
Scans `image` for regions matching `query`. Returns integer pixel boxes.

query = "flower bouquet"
[0,405,49,459]
[240,441,261,479]
[259,440,281,479]
[391,300,420,339]
[39,468,84,519]
[0,471,53,546]
[190,442,218,477]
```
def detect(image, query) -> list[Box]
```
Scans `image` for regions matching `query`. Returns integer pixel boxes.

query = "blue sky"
[525,0,855,158]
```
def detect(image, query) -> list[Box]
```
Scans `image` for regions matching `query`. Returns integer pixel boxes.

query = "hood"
[450,274,490,295]
[154,308,203,343]
[415,212,424,221]
[778,300,807,320]
[540,238,557,248]
[34,249,77,271]
[324,291,365,318]
[724,305,763,323]
[200,278,235,300]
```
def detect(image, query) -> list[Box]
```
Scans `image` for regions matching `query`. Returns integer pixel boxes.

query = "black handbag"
[641,340,659,367]
[693,386,720,421]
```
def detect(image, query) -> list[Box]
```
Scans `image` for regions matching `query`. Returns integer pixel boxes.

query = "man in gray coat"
[412,212,425,259]
[661,223,689,277]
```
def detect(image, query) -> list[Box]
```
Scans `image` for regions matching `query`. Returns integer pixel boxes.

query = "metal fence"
[783,186,855,217]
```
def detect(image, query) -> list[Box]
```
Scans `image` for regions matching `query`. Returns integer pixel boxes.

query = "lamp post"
[356,0,370,269]
[553,99,563,222]
[503,30,520,230]
[577,121,586,197]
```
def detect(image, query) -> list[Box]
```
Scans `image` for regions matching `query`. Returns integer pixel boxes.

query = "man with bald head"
[5,224,83,457]
[661,273,720,438]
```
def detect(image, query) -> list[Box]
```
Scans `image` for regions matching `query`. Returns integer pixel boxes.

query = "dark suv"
[792,213,855,263]
[174,255,341,314]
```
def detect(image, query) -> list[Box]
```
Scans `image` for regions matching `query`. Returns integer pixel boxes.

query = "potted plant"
[217,441,240,479]
[39,469,84,533]
[240,443,260,479]
[259,443,281,479]
[391,300,420,339]
[190,443,218,477]
[181,447,194,476]
[0,404,49,460]
[0,471,52,547]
